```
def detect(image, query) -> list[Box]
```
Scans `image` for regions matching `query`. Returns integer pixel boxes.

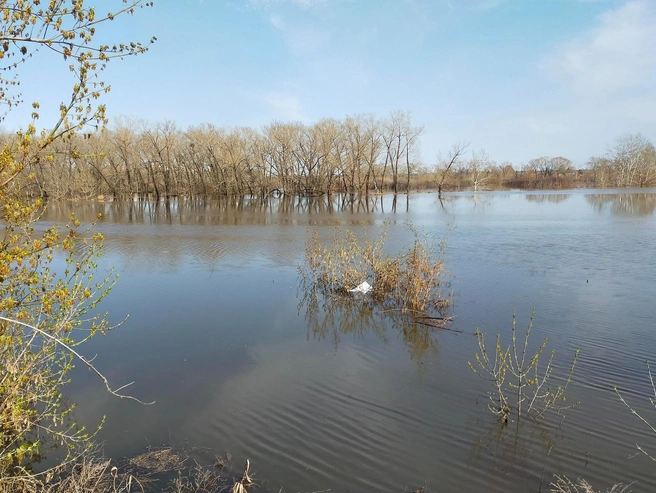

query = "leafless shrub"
[301,222,450,315]
[468,311,579,423]
[0,448,237,493]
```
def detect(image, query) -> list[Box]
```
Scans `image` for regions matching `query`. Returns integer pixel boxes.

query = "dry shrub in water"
[301,222,449,314]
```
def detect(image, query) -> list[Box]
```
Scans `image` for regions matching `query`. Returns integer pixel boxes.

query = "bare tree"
[404,122,424,193]
[436,142,469,198]
[527,156,552,177]
[550,156,573,177]
[468,149,493,192]
[610,133,656,187]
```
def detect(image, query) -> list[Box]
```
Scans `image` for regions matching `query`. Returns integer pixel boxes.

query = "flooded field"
[43,190,656,492]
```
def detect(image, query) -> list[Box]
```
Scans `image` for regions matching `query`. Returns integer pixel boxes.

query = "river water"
[42,190,656,492]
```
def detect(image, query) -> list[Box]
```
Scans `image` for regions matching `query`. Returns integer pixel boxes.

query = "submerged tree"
[0,0,154,480]
[436,142,468,198]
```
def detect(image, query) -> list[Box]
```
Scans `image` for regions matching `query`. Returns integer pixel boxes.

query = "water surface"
[43,190,656,492]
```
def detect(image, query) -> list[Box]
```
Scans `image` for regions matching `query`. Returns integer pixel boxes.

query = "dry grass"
[0,458,142,493]
[230,459,254,493]
[168,463,225,493]
[301,223,450,315]
[127,447,186,476]
[0,448,242,493]
[550,476,631,493]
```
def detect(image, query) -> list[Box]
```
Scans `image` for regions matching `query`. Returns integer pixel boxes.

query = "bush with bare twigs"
[301,222,450,315]
[468,311,579,423]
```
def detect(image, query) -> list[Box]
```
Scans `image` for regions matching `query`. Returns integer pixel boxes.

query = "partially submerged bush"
[301,222,450,314]
[469,311,579,423]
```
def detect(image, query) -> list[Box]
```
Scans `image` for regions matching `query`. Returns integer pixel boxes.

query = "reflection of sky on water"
[40,189,656,493]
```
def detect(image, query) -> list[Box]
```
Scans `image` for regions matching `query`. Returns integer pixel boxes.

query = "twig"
[0,316,155,405]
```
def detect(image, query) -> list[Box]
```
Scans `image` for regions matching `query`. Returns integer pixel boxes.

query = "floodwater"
[41,190,656,492]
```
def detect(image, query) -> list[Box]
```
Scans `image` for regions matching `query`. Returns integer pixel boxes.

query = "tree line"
[9,112,422,200]
[5,116,655,200]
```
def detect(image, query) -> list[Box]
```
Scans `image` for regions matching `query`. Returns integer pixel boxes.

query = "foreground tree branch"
[0,316,155,406]
[1,0,154,476]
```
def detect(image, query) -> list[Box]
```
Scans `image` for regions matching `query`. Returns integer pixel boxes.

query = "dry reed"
[301,222,450,315]
[550,476,631,493]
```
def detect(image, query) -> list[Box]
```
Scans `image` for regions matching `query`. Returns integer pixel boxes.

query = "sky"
[3,0,656,167]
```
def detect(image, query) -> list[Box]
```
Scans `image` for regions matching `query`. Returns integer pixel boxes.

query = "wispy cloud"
[267,93,305,121]
[437,0,508,12]
[250,0,328,10]
[257,2,330,55]
[468,0,508,11]
[269,13,285,30]
[289,0,327,8]
[261,91,307,121]
[548,0,656,95]
[274,21,329,55]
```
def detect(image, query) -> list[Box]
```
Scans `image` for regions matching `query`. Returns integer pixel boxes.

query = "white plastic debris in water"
[349,281,372,294]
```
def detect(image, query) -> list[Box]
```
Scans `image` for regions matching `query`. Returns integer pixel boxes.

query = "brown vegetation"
[0,447,254,493]
[550,477,631,493]
[8,111,423,200]
[6,118,655,201]
[301,223,450,314]
[588,134,656,188]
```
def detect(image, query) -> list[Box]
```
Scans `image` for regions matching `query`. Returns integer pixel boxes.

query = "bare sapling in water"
[468,311,580,423]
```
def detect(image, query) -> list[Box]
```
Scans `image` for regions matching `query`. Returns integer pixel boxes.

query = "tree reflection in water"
[467,416,565,491]
[299,290,449,362]
[525,194,572,204]
[586,192,656,216]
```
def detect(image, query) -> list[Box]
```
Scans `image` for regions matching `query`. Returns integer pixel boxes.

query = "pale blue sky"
[5,0,656,167]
